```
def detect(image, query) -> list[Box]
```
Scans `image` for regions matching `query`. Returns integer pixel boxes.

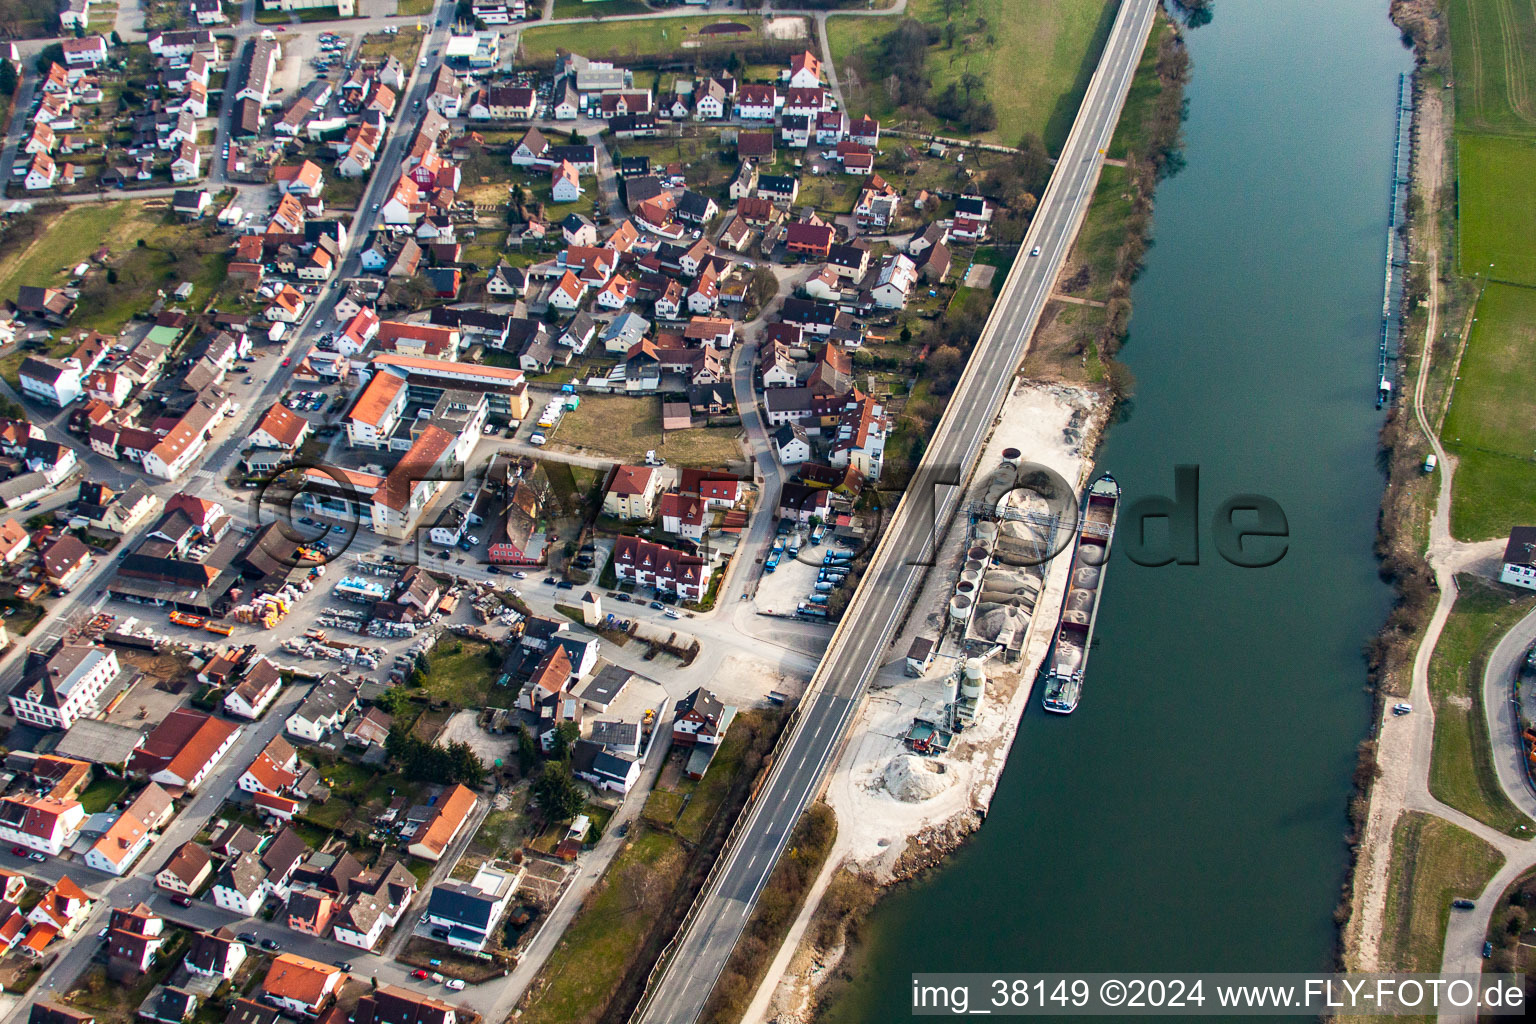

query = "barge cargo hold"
[1042,475,1120,714]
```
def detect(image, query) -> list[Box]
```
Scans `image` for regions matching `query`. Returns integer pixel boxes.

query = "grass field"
[0,201,228,384]
[1447,0,1536,138]
[824,0,1115,150]
[551,0,655,18]
[417,636,511,708]
[552,394,744,467]
[1442,284,1536,539]
[518,15,765,65]
[1380,811,1505,971]
[1457,133,1536,285]
[1426,575,1536,835]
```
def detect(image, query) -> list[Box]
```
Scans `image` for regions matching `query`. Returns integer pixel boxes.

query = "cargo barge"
[1041,475,1120,714]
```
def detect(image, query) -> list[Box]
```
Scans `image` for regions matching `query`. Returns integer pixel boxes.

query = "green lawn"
[78,777,130,815]
[825,0,1115,150]
[397,0,434,15]
[1426,575,1536,835]
[552,394,742,467]
[0,201,229,339]
[417,636,510,708]
[518,826,685,1024]
[1457,134,1536,285]
[1447,0,1536,139]
[1380,811,1505,971]
[551,0,655,17]
[518,15,764,64]
[1442,284,1536,539]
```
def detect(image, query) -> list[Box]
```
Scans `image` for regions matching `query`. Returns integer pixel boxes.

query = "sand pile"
[881,754,954,802]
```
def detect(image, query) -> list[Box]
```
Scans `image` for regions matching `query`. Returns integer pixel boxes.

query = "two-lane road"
[635,0,1160,1020]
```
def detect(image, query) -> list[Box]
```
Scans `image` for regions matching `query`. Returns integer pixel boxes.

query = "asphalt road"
[634,1,1161,1019]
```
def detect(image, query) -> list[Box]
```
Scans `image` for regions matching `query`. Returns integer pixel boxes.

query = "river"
[819,1,1411,1018]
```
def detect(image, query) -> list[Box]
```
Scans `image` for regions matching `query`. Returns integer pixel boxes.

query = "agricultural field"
[825,0,1115,150]
[1456,133,1536,285]
[1447,0,1536,138]
[1442,284,1536,539]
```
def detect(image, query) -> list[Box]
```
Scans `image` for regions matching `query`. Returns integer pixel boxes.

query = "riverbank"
[1345,0,1536,980]
[737,12,1188,1021]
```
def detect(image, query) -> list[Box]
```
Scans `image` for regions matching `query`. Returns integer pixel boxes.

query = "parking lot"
[750,527,846,620]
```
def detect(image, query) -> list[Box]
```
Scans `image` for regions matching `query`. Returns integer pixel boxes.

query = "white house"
[1500,527,1536,590]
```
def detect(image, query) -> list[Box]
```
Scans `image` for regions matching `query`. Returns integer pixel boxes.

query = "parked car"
[557,580,575,590]
[1392,702,1413,715]
[27,853,44,863]
[238,933,258,944]
[412,969,429,980]
[1452,899,1475,910]
[171,895,193,908]
[512,570,527,579]
[649,601,665,610]
[11,846,27,857]
[332,960,353,971]
[260,938,281,950]
[487,566,500,574]
[445,979,465,991]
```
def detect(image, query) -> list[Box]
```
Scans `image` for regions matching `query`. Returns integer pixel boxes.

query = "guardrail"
[626,1,1156,1019]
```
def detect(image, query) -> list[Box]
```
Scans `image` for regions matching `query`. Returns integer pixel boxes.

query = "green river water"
[820,0,1412,1018]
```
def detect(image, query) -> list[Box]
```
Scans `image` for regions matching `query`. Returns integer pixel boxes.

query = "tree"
[0,60,16,97]
[549,721,579,760]
[516,725,537,774]
[375,687,413,715]
[533,761,584,820]
[33,43,63,75]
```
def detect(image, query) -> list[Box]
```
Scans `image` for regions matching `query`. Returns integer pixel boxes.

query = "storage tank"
[1001,447,1022,466]
[973,521,998,550]
[967,545,990,562]
[961,658,985,698]
[955,580,976,597]
[948,595,973,621]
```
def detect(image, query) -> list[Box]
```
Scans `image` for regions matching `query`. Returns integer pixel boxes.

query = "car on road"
[1030,246,1041,257]
[412,969,429,980]
[281,358,291,367]
[544,576,558,585]
[445,980,465,991]
[372,203,380,211]
[260,938,281,950]
[512,570,527,579]
[437,550,450,560]
[8,846,23,856]
[649,601,665,610]
[332,525,346,534]
[1392,702,1412,715]
[171,895,193,908]
[332,960,352,971]
[1452,899,1475,909]
[22,501,39,511]
[238,933,258,944]
[665,609,681,619]
[487,566,499,574]
[28,853,44,862]
[419,58,427,67]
